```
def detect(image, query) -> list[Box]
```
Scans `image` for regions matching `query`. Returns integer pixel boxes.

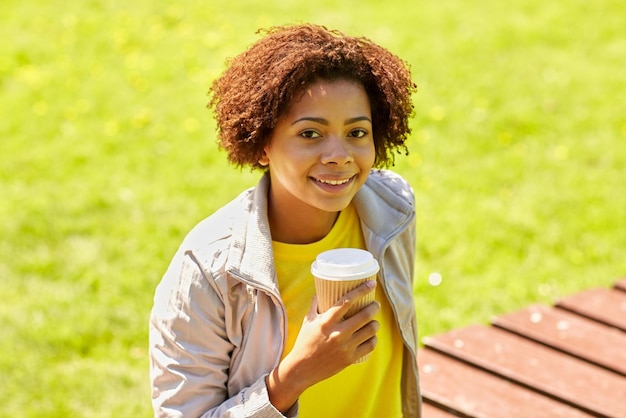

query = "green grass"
[2,0,625,415]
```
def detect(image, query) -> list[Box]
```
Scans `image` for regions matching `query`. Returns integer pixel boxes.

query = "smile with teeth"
[314,176,353,185]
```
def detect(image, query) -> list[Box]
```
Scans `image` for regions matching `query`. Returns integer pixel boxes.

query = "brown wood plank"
[423,325,626,417]
[556,287,626,331]
[492,304,626,376]
[421,401,462,418]
[615,278,626,292]
[418,349,594,418]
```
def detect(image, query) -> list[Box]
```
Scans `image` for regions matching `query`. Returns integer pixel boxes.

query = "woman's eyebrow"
[345,116,372,125]
[291,116,372,126]
[291,117,328,126]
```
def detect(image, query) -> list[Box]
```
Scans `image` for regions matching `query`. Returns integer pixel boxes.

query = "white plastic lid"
[311,248,380,281]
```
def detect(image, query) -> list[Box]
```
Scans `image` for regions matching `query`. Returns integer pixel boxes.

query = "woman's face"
[260,78,375,222]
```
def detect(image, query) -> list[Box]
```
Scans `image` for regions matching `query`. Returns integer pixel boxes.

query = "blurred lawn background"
[1,0,625,415]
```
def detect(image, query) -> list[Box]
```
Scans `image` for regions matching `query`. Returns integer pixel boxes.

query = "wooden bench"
[419,278,626,417]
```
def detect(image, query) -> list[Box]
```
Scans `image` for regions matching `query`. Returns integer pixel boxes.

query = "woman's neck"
[267,199,339,245]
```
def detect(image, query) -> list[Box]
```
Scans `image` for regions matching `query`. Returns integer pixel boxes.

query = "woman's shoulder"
[366,169,414,202]
[180,186,256,252]
[368,169,410,184]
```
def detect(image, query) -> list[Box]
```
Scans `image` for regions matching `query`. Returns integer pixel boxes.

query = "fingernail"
[366,280,376,288]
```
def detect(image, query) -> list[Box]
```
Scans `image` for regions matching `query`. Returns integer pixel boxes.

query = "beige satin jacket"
[149,169,421,417]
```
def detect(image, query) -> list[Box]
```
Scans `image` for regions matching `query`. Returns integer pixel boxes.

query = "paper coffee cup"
[311,248,379,362]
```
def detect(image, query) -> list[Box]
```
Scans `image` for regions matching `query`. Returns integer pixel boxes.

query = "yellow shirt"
[272,204,403,418]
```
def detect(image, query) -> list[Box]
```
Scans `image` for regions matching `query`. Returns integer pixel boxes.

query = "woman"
[150,23,421,417]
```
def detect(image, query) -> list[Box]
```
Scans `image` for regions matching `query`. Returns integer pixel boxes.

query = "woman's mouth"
[312,175,356,191]
[315,177,352,186]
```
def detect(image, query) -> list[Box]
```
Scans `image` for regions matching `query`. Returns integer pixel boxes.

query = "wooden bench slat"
[556,288,626,331]
[615,278,626,293]
[418,349,595,418]
[423,325,626,417]
[492,304,626,376]
[421,401,463,418]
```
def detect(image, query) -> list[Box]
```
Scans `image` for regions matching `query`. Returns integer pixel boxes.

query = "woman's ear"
[258,150,269,166]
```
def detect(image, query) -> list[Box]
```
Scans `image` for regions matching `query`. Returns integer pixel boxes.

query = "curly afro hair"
[208,23,417,170]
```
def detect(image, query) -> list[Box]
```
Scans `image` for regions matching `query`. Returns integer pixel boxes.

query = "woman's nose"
[320,136,353,165]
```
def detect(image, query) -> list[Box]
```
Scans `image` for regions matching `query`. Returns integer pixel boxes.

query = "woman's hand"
[266,280,380,413]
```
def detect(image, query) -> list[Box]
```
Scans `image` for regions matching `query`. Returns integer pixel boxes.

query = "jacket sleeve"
[149,251,294,418]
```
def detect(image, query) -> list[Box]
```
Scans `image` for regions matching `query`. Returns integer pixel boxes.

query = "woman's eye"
[349,129,368,138]
[300,130,321,139]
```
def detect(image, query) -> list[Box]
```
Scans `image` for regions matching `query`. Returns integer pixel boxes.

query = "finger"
[326,280,376,318]
[341,301,380,331]
[355,334,378,360]
[352,319,380,344]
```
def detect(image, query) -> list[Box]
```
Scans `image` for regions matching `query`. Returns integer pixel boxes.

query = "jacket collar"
[226,173,278,293]
[353,170,415,258]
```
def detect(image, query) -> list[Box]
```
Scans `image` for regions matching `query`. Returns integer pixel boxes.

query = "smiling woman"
[149,23,420,418]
